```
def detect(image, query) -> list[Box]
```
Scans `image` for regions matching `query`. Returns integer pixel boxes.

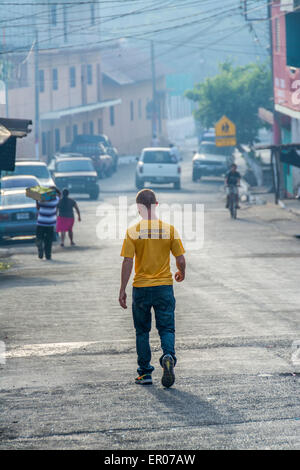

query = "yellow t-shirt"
[120,219,185,287]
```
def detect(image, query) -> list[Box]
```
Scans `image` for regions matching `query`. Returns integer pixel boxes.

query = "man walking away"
[119,189,186,388]
[36,187,60,260]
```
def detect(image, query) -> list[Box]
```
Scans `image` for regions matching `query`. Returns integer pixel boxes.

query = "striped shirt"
[37,196,60,227]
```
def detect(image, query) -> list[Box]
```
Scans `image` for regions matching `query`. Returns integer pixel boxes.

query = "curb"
[278,199,300,218]
[0,249,13,259]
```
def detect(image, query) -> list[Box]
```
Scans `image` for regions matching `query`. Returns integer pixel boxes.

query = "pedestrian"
[151,134,159,147]
[36,187,60,261]
[119,188,186,388]
[56,189,81,247]
[169,143,181,162]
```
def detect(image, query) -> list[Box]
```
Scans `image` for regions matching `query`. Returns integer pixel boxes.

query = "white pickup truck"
[135,148,181,190]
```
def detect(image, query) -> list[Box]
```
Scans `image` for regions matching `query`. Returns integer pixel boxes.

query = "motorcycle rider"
[225,164,241,209]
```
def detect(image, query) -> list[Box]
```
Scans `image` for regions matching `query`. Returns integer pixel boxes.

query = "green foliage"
[185,61,272,145]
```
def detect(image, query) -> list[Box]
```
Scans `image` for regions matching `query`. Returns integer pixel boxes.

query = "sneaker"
[161,354,175,388]
[38,246,44,259]
[135,374,152,385]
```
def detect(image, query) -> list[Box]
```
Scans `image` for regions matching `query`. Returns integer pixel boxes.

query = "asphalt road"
[0,153,299,450]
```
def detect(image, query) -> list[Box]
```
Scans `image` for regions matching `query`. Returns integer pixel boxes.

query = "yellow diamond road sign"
[215,115,236,147]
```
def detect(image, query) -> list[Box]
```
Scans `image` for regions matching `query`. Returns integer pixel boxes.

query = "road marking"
[6,341,100,358]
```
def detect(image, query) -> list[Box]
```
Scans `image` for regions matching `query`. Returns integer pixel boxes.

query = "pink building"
[271,0,300,194]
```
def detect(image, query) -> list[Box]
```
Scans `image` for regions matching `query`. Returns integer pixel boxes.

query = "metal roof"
[101,47,168,85]
[0,118,32,138]
[40,99,121,121]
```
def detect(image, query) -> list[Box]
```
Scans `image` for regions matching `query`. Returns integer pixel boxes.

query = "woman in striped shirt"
[36,187,61,260]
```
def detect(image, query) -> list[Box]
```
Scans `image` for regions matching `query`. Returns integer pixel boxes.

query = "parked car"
[192,142,234,181]
[3,161,55,187]
[200,128,216,143]
[136,148,181,190]
[51,157,99,200]
[62,134,118,174]
[0,189,37,240]
[1,175,40,191]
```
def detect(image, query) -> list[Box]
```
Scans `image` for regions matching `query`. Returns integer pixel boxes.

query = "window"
[54,128,60,151]
[98,118,103,134]
[69,66,76,88]
[275,18,280,52]
[73,124,78,138]
[87,64,93,85]
[97,64,101,101]
[130,100,134,121]
[50,5,57,26]
[42,132,47,155]
[91,3,95,25]
[52,68,58,90]
[83,122,88,134]
[138,99,142,119]
[12,164,50,178]
[142,151,176,164]
[19,62,28,87]
[57,160,94,172]
[39,70,45,93]
[65,126,71,143]
[110,106,115,126]
[89,121,94,135]
[63,5,68,42]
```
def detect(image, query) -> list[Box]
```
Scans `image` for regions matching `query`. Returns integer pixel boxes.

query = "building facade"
[101,47,168,155]
[272,0,300,196]
[0,45,168,160]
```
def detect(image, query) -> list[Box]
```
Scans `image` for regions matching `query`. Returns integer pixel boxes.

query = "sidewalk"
[242,192,300,238]
[279,198,300,217]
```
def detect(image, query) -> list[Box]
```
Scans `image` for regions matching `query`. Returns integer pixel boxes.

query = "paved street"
[0,153,300,450]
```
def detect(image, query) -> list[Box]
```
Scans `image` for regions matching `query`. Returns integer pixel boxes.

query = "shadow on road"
[144,384,234,428]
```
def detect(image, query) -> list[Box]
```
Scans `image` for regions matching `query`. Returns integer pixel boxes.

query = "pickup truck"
[61,134,118,175]
[192,141,234,181]
[136,148,181,190]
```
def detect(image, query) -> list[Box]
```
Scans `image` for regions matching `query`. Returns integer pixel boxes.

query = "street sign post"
[215,115,236,147]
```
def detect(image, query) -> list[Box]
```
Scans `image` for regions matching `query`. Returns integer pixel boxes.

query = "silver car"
[0,189,37,240]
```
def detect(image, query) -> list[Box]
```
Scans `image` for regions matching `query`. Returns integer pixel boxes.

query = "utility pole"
[151,40,157,139]
[3,28,9,118]
[34,29,40,160]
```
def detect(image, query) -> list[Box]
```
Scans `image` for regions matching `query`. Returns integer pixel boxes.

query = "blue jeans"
[132,285,176,375]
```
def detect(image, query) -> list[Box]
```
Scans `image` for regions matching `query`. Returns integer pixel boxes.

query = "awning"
[258,107,274,126]
[0,117,32,137]
[40,99,122,121]
[0,117,32,171]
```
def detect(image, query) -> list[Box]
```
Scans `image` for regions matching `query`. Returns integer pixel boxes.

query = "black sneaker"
[135,374,152,385]
[38,247,44,259]
[161,354,175,388]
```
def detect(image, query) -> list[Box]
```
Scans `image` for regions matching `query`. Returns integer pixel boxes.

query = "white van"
[135,148,181,190]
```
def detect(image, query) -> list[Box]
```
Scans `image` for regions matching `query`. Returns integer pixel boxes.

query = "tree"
[185,61,272,145]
